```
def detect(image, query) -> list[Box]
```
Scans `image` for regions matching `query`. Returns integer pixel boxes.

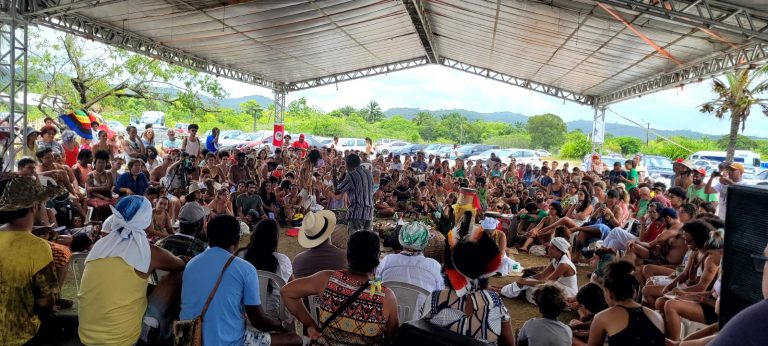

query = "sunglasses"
[751,253,768,273]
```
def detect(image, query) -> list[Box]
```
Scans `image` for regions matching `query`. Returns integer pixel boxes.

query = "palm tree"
[412,111,434,126]
[700,66,768,161]
[362,100,384,123]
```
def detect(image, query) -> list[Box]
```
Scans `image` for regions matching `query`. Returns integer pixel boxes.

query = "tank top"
[607,306,665,346]
[317,271,387,345]
[78,257,148,346]
[185,137,201,157]
[63,143,79,167]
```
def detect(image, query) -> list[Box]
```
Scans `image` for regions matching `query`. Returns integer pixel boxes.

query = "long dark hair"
[576,188,592,213]
[244,219,279,273]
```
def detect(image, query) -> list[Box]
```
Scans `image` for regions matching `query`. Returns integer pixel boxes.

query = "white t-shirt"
[715,180,748,220]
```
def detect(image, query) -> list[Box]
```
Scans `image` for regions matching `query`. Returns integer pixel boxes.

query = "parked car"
[423,144,451,157]
[338,138,367,152]
[219,132,266,150]
[378,141,409,154]
[742,171,761,185]
[105,120,127,134]
[392,143,428,156]
[453,144,499,159]
[506,149,542,166]
[535,149,552,157]
[581,154,627,173]
[642,155,675,181]
[174,122,190,136]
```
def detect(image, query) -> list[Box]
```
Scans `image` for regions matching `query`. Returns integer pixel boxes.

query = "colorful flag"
[58,109,96,139]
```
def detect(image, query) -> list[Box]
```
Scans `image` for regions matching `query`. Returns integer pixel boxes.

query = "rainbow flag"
[59,109,97,139]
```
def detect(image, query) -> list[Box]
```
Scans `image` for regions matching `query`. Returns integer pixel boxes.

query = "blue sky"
[217,64,768,138]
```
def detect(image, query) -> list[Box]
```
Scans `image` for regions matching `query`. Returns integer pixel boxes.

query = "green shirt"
[520,210,549,223]
[687,185,718,203]
[454,169,465,178]
[626,168,639,190]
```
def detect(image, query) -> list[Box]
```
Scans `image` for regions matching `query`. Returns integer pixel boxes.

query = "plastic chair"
[307,294,323,325]
[69,252,88,292]
[383,281,431,325]
[86,206,94,224]
[257,270,288,321]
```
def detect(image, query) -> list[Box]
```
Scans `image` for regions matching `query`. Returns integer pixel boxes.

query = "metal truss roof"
[19,0,768,106]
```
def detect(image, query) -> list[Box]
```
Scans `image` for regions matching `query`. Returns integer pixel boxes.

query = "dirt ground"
[59,224,590,343]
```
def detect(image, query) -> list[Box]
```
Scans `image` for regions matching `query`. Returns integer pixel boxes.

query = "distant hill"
[211,96,765,140]
[384,107,528,124]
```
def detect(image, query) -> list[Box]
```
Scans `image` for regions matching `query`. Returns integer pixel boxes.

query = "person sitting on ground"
[586,260,665,346]
[148,196,174,239]
[500,237,578,303]
[521,202,565,252]
[237,219,292,320]
[292,210,347,279]
[479,216,518,276]
[180,214,302,346]
[569,283,609,346]
[282,231,399,345]
[623,208,686,267]
[518,284,573,346]
[423,229,515,345]
[537,187,594,235]
[86,150,115,221]
[0,176,77,345]
[376,221,443,318]
[78,196,187,346]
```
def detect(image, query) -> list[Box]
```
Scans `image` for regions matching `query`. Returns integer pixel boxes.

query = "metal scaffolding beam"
[34,13,279,90]
[285,57,430,91]
[401,0,439,63]
[597,41,768,105]
[440,58,596,106]
[597,0,768,42]
[273,87,286,124]
[0,10,28,172]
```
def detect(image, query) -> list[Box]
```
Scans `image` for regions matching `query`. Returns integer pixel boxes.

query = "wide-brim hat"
[299,210,337,249]
[188,183,204,196]
[0,176,66,211]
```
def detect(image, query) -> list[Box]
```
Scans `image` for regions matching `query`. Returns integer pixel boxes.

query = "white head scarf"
[86,196,153,273]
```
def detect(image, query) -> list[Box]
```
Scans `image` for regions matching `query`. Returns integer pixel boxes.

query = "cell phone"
[712,170,721,177]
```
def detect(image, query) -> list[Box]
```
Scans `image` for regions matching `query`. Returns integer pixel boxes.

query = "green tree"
[700,66,768,161]
[287,97,313,118]
[28,31,225,118]
[412,111,434,126]
[527,113,567,150]
[361,101,384,123]
[560,131,591,159]
[607,136,643,155]
[715,134,757,150]
[239,100,263,131]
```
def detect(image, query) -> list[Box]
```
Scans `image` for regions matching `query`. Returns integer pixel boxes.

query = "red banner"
[273,123,285,147]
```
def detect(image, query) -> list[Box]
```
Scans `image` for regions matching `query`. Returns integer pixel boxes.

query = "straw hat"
[0,176,65,211]
[299,210,337,249]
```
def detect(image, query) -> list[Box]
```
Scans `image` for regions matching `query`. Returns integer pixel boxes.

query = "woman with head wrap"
[422,228,515,345]
[78,196,187,345]
[376,221,444,318]
[499,237,579,304]
[480,217,521,276]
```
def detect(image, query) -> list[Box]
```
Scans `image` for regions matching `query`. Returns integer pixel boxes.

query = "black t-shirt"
[608,170,628,185]
[394,185,411,201]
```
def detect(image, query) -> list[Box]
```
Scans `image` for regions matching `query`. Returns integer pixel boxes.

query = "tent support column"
[0,6,28,172]
[273,87,286,125]
[591,106,606,155]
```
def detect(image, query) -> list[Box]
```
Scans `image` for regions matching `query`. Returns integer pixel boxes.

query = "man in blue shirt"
[206,127,220,154]
[179,215,301,346]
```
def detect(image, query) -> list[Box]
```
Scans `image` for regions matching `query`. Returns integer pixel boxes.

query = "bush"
[484,133,531,148]
[560,131,592,159]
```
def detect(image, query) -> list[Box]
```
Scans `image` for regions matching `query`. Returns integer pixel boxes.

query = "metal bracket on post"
[0,6,29,172]
[273,85,286,125]
[591,106,606,155]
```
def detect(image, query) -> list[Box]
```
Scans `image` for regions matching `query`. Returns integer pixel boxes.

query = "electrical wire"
[606,108,694,153]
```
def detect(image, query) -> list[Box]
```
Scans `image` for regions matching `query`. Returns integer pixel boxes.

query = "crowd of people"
[0,119,766,346]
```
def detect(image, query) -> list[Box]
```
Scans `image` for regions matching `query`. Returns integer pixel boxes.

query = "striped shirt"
[336,166,374,221]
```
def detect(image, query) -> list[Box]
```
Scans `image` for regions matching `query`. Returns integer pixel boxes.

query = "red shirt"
[291,140,309,157]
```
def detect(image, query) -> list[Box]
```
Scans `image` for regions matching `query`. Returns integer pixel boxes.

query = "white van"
[338,138,367,152]
[689,150,761,170]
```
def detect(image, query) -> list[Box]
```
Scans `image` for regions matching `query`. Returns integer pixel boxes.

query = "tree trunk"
[726,109,742,161]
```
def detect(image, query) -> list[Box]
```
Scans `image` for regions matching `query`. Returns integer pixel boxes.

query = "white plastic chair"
[383,281,431,325]
[86,206,94,224]
[307,294,323,325]
[257,270,288,322]
[69,252,88,292]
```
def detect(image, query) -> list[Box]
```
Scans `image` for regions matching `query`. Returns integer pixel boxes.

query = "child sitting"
[518,284,573,346]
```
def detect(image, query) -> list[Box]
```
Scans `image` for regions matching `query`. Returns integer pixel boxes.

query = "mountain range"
[214,95,757,140]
